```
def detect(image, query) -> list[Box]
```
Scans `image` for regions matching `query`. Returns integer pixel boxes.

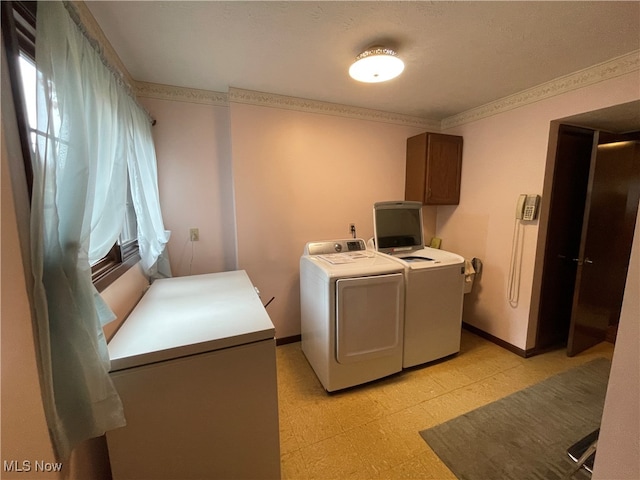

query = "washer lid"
[373,201,424,254]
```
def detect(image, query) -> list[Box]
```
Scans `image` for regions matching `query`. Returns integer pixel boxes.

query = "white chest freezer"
[106,271,281,480]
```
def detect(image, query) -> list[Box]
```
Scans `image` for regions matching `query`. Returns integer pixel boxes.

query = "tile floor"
[276,330,614,479]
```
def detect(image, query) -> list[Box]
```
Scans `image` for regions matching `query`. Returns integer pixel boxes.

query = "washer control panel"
[345,240,365,251]
[305,238,367,256]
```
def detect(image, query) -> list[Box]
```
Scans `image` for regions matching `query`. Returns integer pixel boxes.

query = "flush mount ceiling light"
[348,47,405,83]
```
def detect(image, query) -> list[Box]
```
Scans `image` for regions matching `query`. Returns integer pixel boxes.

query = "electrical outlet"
[189,228,199,241]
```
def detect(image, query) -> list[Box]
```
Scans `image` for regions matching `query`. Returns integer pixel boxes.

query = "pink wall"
[593,201,640,479]
[229,103,425,338]
[440,72,640,350]
[139,97,236,277]
[138,92,436,340]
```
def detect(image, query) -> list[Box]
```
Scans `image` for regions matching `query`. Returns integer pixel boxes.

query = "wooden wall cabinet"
[405,132,463,205]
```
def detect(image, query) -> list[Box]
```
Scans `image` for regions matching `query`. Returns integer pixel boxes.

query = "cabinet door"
[405,133,428,202]
[425,134,463,205]
[405,132,463,205]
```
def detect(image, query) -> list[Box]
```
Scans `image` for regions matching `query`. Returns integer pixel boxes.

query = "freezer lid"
[107,271,275,371]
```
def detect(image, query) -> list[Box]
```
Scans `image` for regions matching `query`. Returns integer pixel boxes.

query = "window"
[4,0,140,291]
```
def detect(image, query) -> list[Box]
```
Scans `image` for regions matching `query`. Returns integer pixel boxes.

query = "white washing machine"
[374,201,465,368]
[300,238,405,392]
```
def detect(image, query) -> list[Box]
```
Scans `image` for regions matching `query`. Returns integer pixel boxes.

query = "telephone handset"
[516,194,540,221]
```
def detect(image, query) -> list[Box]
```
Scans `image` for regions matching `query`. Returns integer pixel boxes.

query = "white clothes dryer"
[300,238,405,392]
[374,201,465,368]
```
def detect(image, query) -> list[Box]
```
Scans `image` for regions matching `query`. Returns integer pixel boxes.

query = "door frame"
[528,107,640,355]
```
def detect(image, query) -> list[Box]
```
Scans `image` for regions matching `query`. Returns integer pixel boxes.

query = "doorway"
[534,106,640,356]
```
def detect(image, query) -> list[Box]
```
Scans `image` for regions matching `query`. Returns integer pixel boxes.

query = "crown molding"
[134,82,438,129]
[133,50,638,130]
[442,50,640,129]
[135,81,228,106]
[69,1,135,87]
[227,88,440,130]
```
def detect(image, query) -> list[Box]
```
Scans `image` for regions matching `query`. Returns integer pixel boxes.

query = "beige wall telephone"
[516,194,540,221]
[508,193,541,307]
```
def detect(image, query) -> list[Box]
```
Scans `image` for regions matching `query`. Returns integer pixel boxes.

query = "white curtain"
[31,1,168,459]
[127,107,171,272]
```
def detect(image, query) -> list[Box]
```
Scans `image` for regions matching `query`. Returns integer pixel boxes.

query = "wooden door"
[535,125,594,350]
[567,136,640,356]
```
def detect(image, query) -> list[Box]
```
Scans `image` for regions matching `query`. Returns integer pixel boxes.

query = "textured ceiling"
[85,1,640,122]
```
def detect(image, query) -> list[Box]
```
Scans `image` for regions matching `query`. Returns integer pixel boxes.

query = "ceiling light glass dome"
[349,47,405,83]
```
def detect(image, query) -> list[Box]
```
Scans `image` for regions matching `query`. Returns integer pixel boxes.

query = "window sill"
[93,253,141,293]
